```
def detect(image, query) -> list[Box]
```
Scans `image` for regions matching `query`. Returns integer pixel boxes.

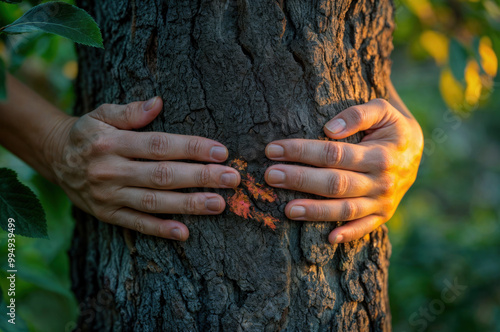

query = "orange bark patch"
[252,211,279,230]
[229,158,248,171]
[227,157,280,230]
[244,174,277,202]
[227,188,251,219]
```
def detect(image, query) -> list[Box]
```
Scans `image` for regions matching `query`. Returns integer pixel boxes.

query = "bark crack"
[189,0,219,135]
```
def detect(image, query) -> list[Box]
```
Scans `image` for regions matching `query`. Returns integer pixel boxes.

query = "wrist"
[40,114,78,184]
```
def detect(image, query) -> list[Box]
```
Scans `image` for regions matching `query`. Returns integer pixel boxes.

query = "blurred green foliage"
[0,0,499,331]
[394,0,499,113]
[0,1,78,332]
[391,0,500,331]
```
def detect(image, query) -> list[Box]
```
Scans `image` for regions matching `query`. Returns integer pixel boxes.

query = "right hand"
[44,97,240,241]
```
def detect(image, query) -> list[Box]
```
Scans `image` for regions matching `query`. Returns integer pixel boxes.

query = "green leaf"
[0,0,23,4]
[0,57,5,101]
[449,38,468,82]
[1,2,103,48]
[0,168,48,239]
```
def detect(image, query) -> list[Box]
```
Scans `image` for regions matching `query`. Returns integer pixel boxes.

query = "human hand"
[264,98,423,244]
[45,97,240,241]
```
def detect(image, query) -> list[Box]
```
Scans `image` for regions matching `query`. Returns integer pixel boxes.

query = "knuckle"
[396,131,410,150]
[148,134,169,159]
[379,174,396,196]
[324,143,343,166]
[133,216,145,233]
[122,104,136,123]
[290,141,306,160]
[89,187,108,204]
[152,163,173,187]
[374,98,391,112]
[183,195,199,214]
[141,192,158,212]
[344,228,360,243]
[311,204,330,221]
[155,222,167,237]
[90,137,112,154]
[340,200,357,221]
[295,169,308,191]
[376,148,395,172]
[196,166,212,186]
[349,107,367,125]
[96,104,108,112]
[327,173,348,197]
[87,165,112,183]
[86,166,99,183]
[94,104,109,118]
[379,199,396,220]
[186,138,203,157]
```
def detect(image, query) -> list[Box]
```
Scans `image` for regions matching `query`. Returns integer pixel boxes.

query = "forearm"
[0,74,74,182]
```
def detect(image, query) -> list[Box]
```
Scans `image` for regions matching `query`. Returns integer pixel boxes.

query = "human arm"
[264,79,424,244]
[0,75,241,240]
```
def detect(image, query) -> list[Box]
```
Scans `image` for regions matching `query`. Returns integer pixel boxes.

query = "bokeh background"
[0,0,499,331]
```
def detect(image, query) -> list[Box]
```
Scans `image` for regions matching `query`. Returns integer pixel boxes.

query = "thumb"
[323,98,400,139]
[89,97,163,130]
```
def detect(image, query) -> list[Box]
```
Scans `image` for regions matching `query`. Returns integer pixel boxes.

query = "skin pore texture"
[0,75,423,244]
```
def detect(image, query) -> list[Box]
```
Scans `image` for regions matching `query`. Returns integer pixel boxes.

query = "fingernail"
[143,97,158,111]
[171,227,183,241]
[206,198,221,211]
[221,172,238,187]
[325,119,346,134]
[332,234,344,244]
[290,206,306,218]
[266,144,284,158]
[210,146,228,162]
[267,169,286,184]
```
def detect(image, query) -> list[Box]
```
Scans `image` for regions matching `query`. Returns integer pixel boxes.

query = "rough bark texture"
[71,0,394,331]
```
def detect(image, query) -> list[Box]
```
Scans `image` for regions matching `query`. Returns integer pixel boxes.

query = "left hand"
[264,98,423,244]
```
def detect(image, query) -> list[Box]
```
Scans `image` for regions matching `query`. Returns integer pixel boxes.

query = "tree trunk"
[70,0,394,331]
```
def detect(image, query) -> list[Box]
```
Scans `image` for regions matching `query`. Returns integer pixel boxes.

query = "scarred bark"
[71,0,394,331]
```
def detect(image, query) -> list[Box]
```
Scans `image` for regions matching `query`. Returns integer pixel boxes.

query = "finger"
[108,207,189,241]
[324,99,401,140]
[115,189,226,215]
[114,131,229,162]
[265,165,374,198]
[89,97,163,130]
[328,215,384,244]
[265,139,372,172]
[284,198,377,222]
[121,161,241,189]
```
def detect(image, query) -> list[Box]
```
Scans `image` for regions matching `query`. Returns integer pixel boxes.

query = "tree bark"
[70,0,394,331]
